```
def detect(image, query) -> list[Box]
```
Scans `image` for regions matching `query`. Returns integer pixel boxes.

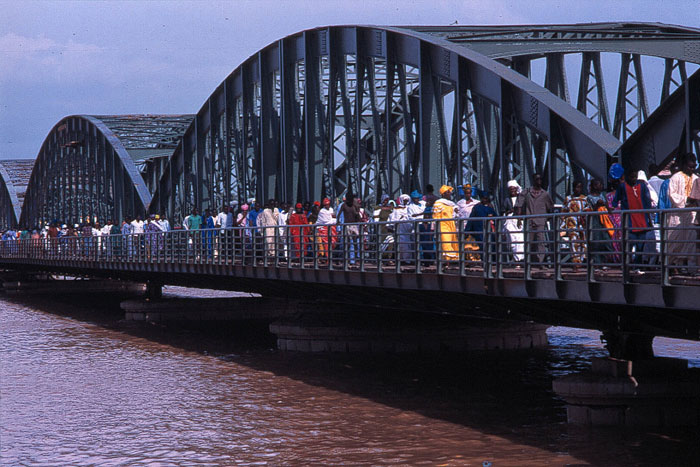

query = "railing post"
[523,217,530,280]
[496,218,504,279]
[660,210,668,286]
[414,219,421,275]
[586,211,593,282]
[621,212,629,283]
[553,212,561,280]
[458,218,465,277]
[482,217,490,279]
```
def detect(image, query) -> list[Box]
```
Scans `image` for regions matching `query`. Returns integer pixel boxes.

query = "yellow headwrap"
[439,185,454,195]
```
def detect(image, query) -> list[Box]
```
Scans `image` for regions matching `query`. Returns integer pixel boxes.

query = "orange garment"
[432,198,459,260]
[597,206,615,238]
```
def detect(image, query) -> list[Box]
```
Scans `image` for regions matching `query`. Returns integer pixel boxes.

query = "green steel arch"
[149,25,620,220]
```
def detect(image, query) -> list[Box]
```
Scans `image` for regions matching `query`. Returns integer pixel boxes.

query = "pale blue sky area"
[1,0,698,159]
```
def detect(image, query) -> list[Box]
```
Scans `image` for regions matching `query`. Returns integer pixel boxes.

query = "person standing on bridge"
[258,201,279,258]
[317,198,336,263]
[456,184,479,220]
[612,170,653,267]
[288,203,308,261]
[667,152,699,273]
[562,181,588,266]
[515,173,554,267]
[586,179,614,265]
[606,164,624,262]
[185,209,203,260]
[502,180,524,263]
[432,185,459,263]
[338,193,361,264]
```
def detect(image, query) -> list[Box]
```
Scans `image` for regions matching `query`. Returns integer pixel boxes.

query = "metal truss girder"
[613,53,650,141]
[408,23,700,63]
[620,68,700,173]
[577,52,612,132]
[148,26,620,219]
[0,165,21,229]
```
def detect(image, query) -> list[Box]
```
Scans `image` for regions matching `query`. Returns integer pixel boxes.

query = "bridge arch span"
[0,165,21,230]
[21,115,155,227]
[150,25,620,220]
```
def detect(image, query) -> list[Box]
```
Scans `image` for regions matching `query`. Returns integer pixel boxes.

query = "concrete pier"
[2,277,145,296]
[270,311,549,353]
[553,357,700,426]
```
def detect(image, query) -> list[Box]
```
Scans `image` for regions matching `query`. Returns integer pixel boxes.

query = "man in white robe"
[667,153,698,269]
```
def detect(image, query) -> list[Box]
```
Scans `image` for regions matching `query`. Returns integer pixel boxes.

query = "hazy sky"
[1,0,699,159]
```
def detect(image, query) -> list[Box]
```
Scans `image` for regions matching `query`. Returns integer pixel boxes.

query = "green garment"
[187,215,203,230]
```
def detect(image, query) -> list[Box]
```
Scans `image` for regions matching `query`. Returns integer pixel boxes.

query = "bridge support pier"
[120,296,297,323]
[553,332,700,427]
[145,281,163,301]
[269,307,549,353]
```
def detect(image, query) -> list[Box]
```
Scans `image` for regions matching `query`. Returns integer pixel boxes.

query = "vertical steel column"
[661,59,687,104]
[418,43,442,189]
[303,31,324,202]
[259,50,279,202]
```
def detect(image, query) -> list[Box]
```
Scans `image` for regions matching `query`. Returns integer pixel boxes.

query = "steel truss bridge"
[0,210,698,343]
[1,23,699,342]
[5,23,699,228]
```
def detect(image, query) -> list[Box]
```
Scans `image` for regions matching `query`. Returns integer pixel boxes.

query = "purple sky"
[1,0,698,159]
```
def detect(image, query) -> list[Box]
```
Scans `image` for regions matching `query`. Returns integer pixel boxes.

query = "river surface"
[1,288,698,466]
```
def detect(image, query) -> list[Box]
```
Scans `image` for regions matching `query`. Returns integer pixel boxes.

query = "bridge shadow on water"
[5,290,699,466]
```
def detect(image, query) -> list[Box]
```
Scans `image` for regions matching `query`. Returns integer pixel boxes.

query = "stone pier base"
[121,297,297,323]
[3,278,145,296]
[553,357,700,426]
[270,311,549,353]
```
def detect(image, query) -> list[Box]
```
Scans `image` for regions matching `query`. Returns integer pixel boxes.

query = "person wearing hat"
[431,185,459,262]
[604,164,624,262]
[388,194,414,264]
[288,202,309,260]
[515,173,554,266]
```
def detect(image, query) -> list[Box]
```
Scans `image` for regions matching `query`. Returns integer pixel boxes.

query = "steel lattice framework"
[0,165,21,230]
[20,115,192,227]
[0,160,35,229]
[15,23,700,226]
[149,25,625,220]
[620,68,700,173]
[411,23,700,140]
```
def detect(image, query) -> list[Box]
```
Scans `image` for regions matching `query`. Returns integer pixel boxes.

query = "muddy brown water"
[1,287,698,466]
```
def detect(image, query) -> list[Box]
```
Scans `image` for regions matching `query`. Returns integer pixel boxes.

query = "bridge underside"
[2,259,697,342]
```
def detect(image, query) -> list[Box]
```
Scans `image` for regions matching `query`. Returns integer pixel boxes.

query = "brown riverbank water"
[1,289,698,466]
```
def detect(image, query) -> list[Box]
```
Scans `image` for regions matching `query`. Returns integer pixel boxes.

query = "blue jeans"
[628,230,647,265]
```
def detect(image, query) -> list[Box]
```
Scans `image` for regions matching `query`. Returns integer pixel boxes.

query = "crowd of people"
[2,153,699,273]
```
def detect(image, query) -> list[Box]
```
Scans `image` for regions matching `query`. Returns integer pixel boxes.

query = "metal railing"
[1,207,699,286]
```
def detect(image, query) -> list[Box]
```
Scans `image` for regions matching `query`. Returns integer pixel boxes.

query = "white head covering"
[399,194,410,206]
[506,179,521,193]
[637,170,648,182]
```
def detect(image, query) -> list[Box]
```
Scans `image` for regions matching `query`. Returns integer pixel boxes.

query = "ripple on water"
[1,298,699,465]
